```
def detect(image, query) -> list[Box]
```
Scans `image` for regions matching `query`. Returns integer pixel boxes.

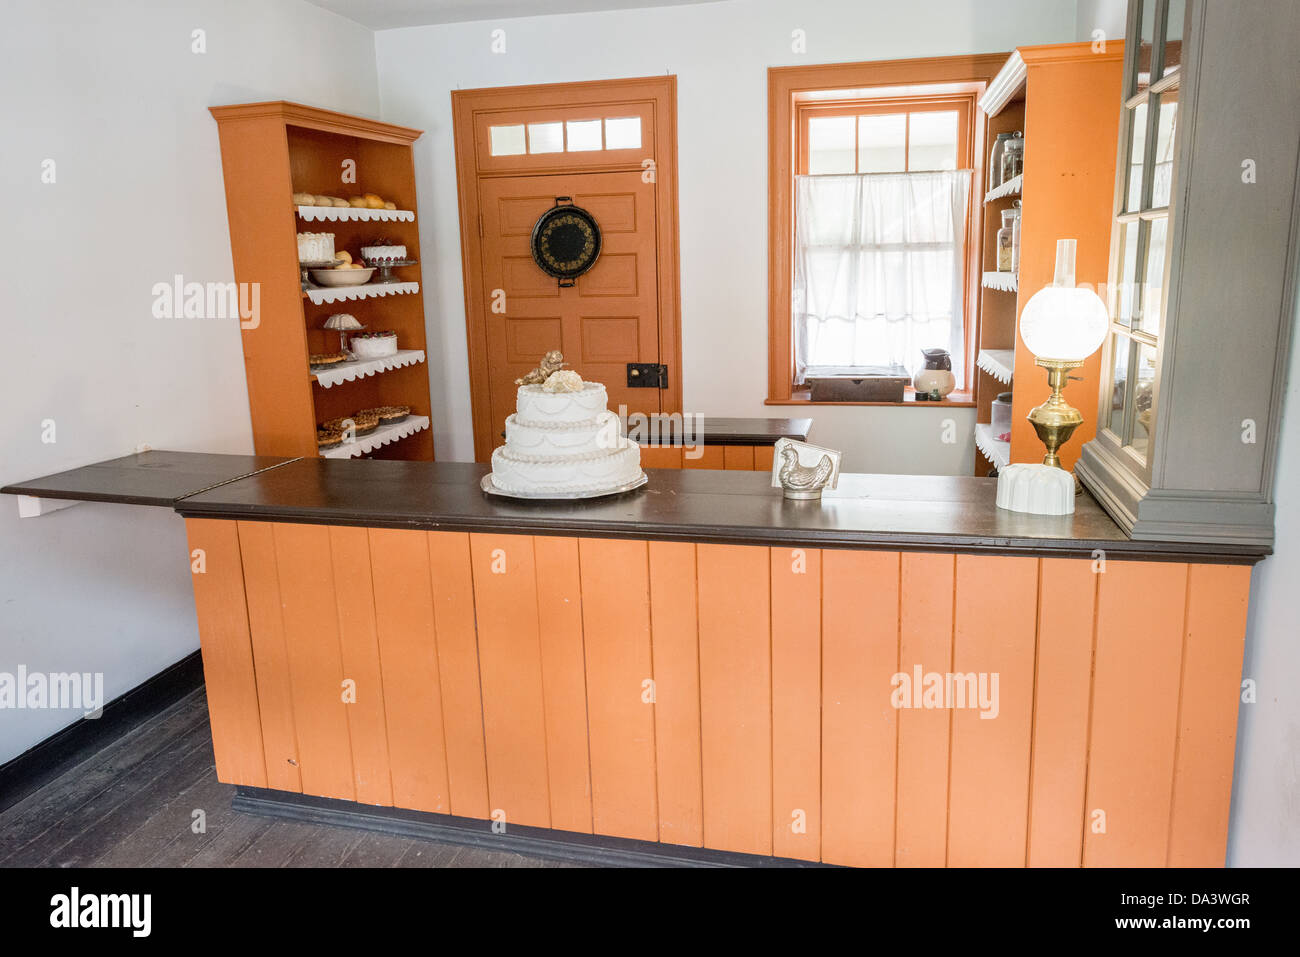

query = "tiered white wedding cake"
[488,368,643,496]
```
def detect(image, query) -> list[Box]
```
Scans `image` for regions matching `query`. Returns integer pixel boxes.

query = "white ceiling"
[304,0,725,30]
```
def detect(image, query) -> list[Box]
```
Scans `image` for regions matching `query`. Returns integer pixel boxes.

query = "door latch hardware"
[627,363,669,389]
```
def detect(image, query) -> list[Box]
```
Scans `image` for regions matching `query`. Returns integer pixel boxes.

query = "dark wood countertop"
[170,457,1265,564]
[630,416,812,446]
[1,451,297,508]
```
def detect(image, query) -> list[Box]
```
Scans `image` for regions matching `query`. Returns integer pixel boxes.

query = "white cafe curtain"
[793,169,972,385]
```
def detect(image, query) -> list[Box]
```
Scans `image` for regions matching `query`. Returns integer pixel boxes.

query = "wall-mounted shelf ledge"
[321,415,431,459]
[982,271,1018,292]
[297,205,415,223]
[975,422,1011,470]
[305,281,419,306]
[976,348,1015,385]
[984,174,1022,203]
[313,349,426,388]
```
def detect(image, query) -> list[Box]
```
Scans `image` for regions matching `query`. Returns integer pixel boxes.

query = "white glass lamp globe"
[1019,239,1109,361]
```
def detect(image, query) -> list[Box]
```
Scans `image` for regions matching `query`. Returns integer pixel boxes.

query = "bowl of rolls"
[308,249,375,287]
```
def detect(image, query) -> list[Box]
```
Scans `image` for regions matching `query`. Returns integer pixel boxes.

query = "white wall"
[373,0,1080,472]
[1074,0,1129,41]
[0,0,380,764]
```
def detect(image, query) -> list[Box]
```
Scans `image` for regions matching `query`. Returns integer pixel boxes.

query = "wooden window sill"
[766,390,976,408]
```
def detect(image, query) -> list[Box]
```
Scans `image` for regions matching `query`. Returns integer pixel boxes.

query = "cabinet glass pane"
[1107,333,1133,440]
[1116,220,1141,326]
[1129,342,1159,458]
[1134,0,1157,94]
[1151,90,1178,208]
[1139,216,1168,336]
[858,113,907,173]
[808,115,857,174]
[1125,101,1149,212]
[1164,0,1185,74]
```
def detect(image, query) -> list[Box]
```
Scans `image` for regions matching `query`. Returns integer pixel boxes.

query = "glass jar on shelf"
[1001,133,1024,183]
[1010,199,1022,275]
[988,132,1012,192]
[997,209,1016,272]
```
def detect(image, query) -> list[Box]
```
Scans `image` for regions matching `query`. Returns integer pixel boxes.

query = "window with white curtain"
[793,104,974,388]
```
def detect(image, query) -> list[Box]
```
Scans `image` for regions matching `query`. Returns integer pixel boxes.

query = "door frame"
[452,76,683,462]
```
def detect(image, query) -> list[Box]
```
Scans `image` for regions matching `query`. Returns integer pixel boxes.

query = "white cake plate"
[480,471,648,501]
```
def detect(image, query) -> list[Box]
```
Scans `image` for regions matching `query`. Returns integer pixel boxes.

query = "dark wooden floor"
[0,687,571,868]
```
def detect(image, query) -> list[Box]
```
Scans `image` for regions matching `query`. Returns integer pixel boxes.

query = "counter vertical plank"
[770,545,822,862]
[947,555,1038,866]
[270,522,357,801]
[894,552,955,867]
[186,518,267,789]
[469,533,553,829]
[1083,561,1187,867]
[533,536,595,834]
[368,527,449,813]
[579,537,659,842]
[234,520,300,793]
[426,532,491,819]
[697,544,773,856]
[648,541,705,847]
[821,550,900,867]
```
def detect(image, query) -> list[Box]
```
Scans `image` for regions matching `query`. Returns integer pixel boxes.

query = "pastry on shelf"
[292,191,315,206]
[324,411,380,435]
[317,427,344,450]
[308,351,348,367]
[350,330,398,358]
[297,231,336,264]
[364,193,385,209]
[361,405,411,424]
[383,201,397,210]
[348,196,368,208]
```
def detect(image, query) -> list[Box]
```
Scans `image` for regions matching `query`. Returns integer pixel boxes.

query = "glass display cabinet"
[1077,0,1300,546]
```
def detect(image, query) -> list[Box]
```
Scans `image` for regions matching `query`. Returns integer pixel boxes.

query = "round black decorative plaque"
[530,202,601,281]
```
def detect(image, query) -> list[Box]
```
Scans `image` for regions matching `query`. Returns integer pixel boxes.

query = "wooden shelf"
[320,415,431,459]
[982,271,1018,292]
[984,174,1023,203]
[975,423,1011,469]
[296,205,415,223]
[976,349,1015,385]
[312,349,426,388]
[305,281,419,306]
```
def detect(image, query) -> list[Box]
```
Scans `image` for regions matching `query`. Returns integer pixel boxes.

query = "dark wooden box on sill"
[806,365,910,402]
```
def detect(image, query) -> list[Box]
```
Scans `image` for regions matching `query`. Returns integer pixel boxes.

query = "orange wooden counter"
[159,458,1259,868]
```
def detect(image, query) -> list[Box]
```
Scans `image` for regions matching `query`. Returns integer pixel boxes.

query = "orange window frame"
[768,56,1005,405]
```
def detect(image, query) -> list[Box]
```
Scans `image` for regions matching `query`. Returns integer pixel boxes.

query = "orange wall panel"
[770,546,822,862]
[697,544,773,856]
[894,552,955,867]
[186,518,267,789]
[821,549,899,867]
[533,536,595,834]
[947,555,1038,866]
[468,533,552,828]
[234,520,299,792]
[1167,564,1250,866]
[579,537,660,842]
[1083,561,1187,867]
[648,541,705,847]
[368,527,450,813]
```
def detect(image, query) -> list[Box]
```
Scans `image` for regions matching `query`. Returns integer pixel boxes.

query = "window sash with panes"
[1102,0,1184,467]
[793,96,975,386]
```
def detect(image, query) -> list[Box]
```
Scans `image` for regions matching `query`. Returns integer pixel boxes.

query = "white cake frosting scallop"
[489,378,642,494]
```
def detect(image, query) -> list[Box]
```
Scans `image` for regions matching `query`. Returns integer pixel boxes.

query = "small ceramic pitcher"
[913,348,956,398]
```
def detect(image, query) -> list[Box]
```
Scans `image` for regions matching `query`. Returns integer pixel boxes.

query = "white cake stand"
[480,471,648,501]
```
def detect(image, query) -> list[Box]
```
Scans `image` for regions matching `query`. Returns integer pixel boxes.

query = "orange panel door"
[478,171,661,448]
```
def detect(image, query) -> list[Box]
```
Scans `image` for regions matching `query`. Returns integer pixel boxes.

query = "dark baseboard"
[0,650,205,815]
[233,786,833,868]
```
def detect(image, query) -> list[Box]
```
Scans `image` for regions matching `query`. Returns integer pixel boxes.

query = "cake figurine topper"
[542,370,584,393]
[516,350,567,385]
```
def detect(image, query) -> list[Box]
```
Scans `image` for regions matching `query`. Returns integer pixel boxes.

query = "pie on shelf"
[317,427,344,450]
[323,411,380,434]
[309,352,348,366]
[359,405,410,423]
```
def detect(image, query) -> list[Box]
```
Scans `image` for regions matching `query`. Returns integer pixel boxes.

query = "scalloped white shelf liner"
[976,349,1015,385]
[984,174,1023,203]
[306,281,419,305]
[314,350,426,389]
[297,205,415,223]
[974,422,1011,469]
[320,415,430,459]
[982,270,1018,293]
